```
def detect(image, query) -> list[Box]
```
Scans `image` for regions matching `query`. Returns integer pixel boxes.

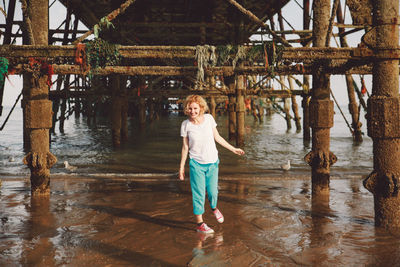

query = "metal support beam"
[22,0,57,196]
[0,45,392,61]
[363,0,400,231]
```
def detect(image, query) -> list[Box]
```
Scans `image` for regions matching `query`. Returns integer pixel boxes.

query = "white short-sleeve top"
[180,114,219,164]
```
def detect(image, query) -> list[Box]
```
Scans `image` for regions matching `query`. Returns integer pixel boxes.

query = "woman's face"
[188,102,202,120]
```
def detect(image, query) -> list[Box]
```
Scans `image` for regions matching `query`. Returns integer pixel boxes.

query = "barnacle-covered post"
[363,0,400,230]
[138,97,146,126]
[288,77,302,132]
[336,1,363,142]
[304,0,336,198]
[280,76,292,130]
[110,74,128,146]
[302,0,312,143]
[209,76,217,118]
[23,0,57,195]
[110,74,123,147]
[59,75,69,133]
[236,66,245,146]
[120,76,128,141]
[225,75,236,140]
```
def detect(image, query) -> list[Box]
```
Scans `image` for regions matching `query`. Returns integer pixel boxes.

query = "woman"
[179,95,245,234]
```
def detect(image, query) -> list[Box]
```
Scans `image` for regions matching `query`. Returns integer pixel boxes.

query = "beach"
[2,174,400,266]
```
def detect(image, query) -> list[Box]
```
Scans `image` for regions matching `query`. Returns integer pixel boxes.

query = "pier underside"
[1,0,400,232]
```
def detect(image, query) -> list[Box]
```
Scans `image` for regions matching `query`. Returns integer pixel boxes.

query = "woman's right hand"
[179,169,185,180]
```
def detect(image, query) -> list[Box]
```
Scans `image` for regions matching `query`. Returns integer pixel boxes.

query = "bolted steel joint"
[367,96,400,138]
[309,99,334,128]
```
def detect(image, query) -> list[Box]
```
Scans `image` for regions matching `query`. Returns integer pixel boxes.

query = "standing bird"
[281,160,291,171]
[64,161,77,171]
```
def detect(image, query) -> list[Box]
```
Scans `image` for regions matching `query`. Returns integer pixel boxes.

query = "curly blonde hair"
[183,95,209,115]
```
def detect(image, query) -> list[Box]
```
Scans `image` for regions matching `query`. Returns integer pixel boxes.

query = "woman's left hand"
[233,148,245,155]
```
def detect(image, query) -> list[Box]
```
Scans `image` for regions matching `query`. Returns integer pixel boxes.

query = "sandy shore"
[1,175,400,266]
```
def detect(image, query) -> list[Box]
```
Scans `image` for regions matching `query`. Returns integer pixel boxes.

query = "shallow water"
[1,177,400,266]
[0,105,372,179]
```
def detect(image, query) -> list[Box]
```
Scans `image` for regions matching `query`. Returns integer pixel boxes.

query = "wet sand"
[1,175,400,266]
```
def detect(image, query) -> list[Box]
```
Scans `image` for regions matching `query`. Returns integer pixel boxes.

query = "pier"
[1,0,400,243]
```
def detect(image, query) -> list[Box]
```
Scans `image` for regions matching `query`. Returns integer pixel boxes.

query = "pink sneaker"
[196,223,214,234]
[213,208,224,223]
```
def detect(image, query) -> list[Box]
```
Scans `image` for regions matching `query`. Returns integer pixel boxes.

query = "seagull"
[64,161,77,171]
[8,156,15,162]
[281,160,291,171]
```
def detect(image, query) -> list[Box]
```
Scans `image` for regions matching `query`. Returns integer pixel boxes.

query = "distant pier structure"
[0,0,399,231]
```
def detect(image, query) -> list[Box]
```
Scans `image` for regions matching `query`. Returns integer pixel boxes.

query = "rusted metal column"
[74,100,81,118]
[283,98,292,130]
[148,98,155,122]
[278,11,293,131]
[336,1,363,142]
[110,75,122,147]
[209,75,216,118]
[257,100,264,122]
[85,101,93,126]
[288,77,302,132]
[22,0,57,195]
[3,0,17,45]
[21,0,31,151]
[120,76,128,142]
[228,94,236,140]
[302,80,311,143]
[303,0,311,31]
[210,96,216,118]
[59,76,69,133]
[279,75,292,130]
[302,0,311,143]
[363,0,400,230]
[59,96,66,133]
[138,97,146,126]
[304,0,336,197]
[92,102,98,125]
[0,0,17,116]
[236,74,245,147]
[57,4,72,133]
[225,76,236,140]
[251,97,257,120]
[51,78,62,134]
[278,13,291,131]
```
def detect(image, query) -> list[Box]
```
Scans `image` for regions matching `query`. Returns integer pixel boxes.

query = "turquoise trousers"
[189,158,219,215]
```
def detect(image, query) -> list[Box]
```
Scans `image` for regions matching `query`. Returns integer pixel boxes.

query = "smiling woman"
[179,94,244,234]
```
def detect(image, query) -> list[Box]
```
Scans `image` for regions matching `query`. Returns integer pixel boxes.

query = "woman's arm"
[213,127,245,155]
[179,136,189,180]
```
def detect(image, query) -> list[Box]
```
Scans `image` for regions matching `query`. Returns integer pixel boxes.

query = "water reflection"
[22,195,56,266]
[190,232,225,266]
[308,195,333,265]
[369,228,400,266]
